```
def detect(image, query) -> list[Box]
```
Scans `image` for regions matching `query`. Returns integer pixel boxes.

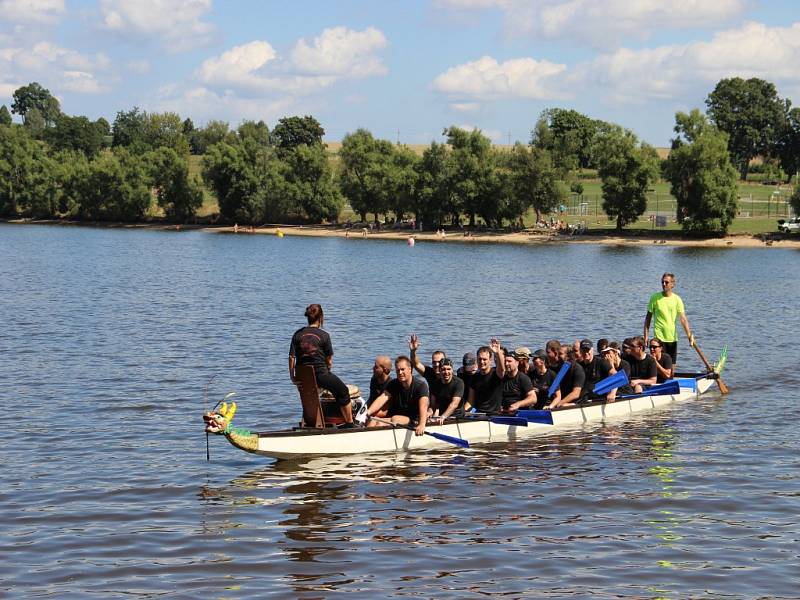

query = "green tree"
[533,108,602,172]
[271,115,325,154]
[444,127,496,227]
[0,105,11,126]
[68,148,152,221]
[593,126,659,231]
[0,124,59,217]
[705,77,790,180]
[664,109,739,236]
[507,143,566,224]
[11,82,61,126]
[385,145,419,223]
[414,141,453,227]
[112,107,147,150]
[283,143,343,222]
[339,129,395,222]
[143,112,190,155]
[191,120,232,154]
[237,120,270,147]
[777,107,800,181]
[23,107,46,139]
[147,147,204,221]
[46,115,106,157]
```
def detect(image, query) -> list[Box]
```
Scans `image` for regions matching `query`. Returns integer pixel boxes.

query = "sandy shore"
[220,224,800,249]
[6,219,797,248]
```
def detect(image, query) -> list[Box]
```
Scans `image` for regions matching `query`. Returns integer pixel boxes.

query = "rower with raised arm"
[366,356,430,436]
[408,334,445,398]
[644,272,694,371]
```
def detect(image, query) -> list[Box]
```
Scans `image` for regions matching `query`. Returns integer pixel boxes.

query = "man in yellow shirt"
[643,272,694,370]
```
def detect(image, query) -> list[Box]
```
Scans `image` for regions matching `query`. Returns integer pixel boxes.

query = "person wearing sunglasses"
[644,272,694,371]
[408,333,446,398]
[648,339,674,382]
[628,336,658,393]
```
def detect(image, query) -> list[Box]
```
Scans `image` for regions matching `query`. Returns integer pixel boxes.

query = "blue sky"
[1,0,798,147]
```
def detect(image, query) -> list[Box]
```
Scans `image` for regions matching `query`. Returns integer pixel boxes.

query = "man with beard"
[432,358,466,421]
[366,356,430,436]
[464,338,505,414]
[627,336,658,393]
[500,350,537,413]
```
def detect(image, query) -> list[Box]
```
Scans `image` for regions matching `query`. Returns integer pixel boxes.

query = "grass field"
[186,153,794,234]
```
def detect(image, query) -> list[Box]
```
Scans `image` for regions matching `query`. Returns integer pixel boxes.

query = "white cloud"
[99,0,214,52]
[127,59,150,74]
[450,102,481,112]
[0,0,65,25]
[432,55,566,100]
[0,41,110,95]
[150,85,299,124]
[196,27,388,95]
[290,26,388,77]
[581,21,800,103]
[436,0,747,46]
[453,123,504,142]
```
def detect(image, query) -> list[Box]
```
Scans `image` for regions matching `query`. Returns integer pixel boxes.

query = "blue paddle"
[592,369,629,396]
[617,380,680,400]
[548,361,571,398]
[466,413,529,427]
[515,409,554,425]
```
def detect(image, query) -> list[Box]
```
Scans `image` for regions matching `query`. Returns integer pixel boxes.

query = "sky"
[1,0,799,147]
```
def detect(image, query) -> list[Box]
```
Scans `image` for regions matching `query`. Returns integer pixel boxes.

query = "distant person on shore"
[289,303,353,425]
[644,272,694,370]
[366,356,430,435]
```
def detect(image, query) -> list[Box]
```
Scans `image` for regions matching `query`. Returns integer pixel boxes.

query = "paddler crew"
[649,339,674,382]
[408,333,446,397]
[577,338,613,401]
[627,336,658,393]
[529,349,555,408]
[644,272,695,371]
[366,356,430,435]
[499,349,537,413]
[368,355,393,411]
[546,344,585,409]
[289,303,354,426]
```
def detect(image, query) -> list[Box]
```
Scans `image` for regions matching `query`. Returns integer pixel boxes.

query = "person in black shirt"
[578,338,613,401]
[548,344,585,408]
[501,350,537,412]
[465,338,505,414]
[601,342,634,399]
[368,355,393,410]
[627,336,657,392]
[649,339,674,382]
[366,356,430,436]
[432,358,466,420]
[514,347,533,377]
[289,303,353,424]
[529,349,556,408]
[457,352,478,391]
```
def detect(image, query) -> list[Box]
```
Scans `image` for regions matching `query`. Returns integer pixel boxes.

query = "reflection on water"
[2,225,800,598]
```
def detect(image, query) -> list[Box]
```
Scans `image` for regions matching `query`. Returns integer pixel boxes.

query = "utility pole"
[397,129,400,145]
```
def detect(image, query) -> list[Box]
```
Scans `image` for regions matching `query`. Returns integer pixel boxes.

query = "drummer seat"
[296,365,345,428]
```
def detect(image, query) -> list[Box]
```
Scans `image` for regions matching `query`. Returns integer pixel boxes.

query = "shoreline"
[4,218,798,248]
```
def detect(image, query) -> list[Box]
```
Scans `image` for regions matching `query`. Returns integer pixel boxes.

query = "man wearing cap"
[408,333,445,397]
[514,347,534,377]
[465,338,505,414]
[500,349,537,412]
[367,355,393,409]
[457,352,478,390]
[578,338,613,401]
[432,358,466,421]
[366,355,430,436]
[601,343,634,399]
[644,272,694,369]
[529,349,556,408]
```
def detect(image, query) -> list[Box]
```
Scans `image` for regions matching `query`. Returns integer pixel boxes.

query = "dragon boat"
[203,351,726,460]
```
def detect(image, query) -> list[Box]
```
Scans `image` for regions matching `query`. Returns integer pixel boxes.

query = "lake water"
[1,223,799,598]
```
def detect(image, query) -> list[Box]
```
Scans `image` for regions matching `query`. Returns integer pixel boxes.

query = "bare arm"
[439,394,463,421]
[464,387,475,413]
[643,311,652,344]
[366,391,391,420]
[679,312,693,346]
[408,334,426,374]
[509,389,537,412]
[289,355,297,383]
[491,338,505,379]
[415,395,430,435]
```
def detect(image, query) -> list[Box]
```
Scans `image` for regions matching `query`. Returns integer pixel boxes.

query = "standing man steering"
[644,272,694,371]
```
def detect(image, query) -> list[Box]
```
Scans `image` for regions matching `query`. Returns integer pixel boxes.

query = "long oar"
[691,340,729,394]
[616,380,680,400]
[466,414,529,427]
[369,416,470,448]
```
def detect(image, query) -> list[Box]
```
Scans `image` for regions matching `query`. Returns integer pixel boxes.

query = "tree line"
[2,78,799,235]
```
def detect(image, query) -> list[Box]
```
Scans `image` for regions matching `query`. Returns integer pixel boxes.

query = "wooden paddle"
[691,340,729,394]
[369,416,470,448]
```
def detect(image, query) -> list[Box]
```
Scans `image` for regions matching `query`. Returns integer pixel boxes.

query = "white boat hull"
[224,377,715,459]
